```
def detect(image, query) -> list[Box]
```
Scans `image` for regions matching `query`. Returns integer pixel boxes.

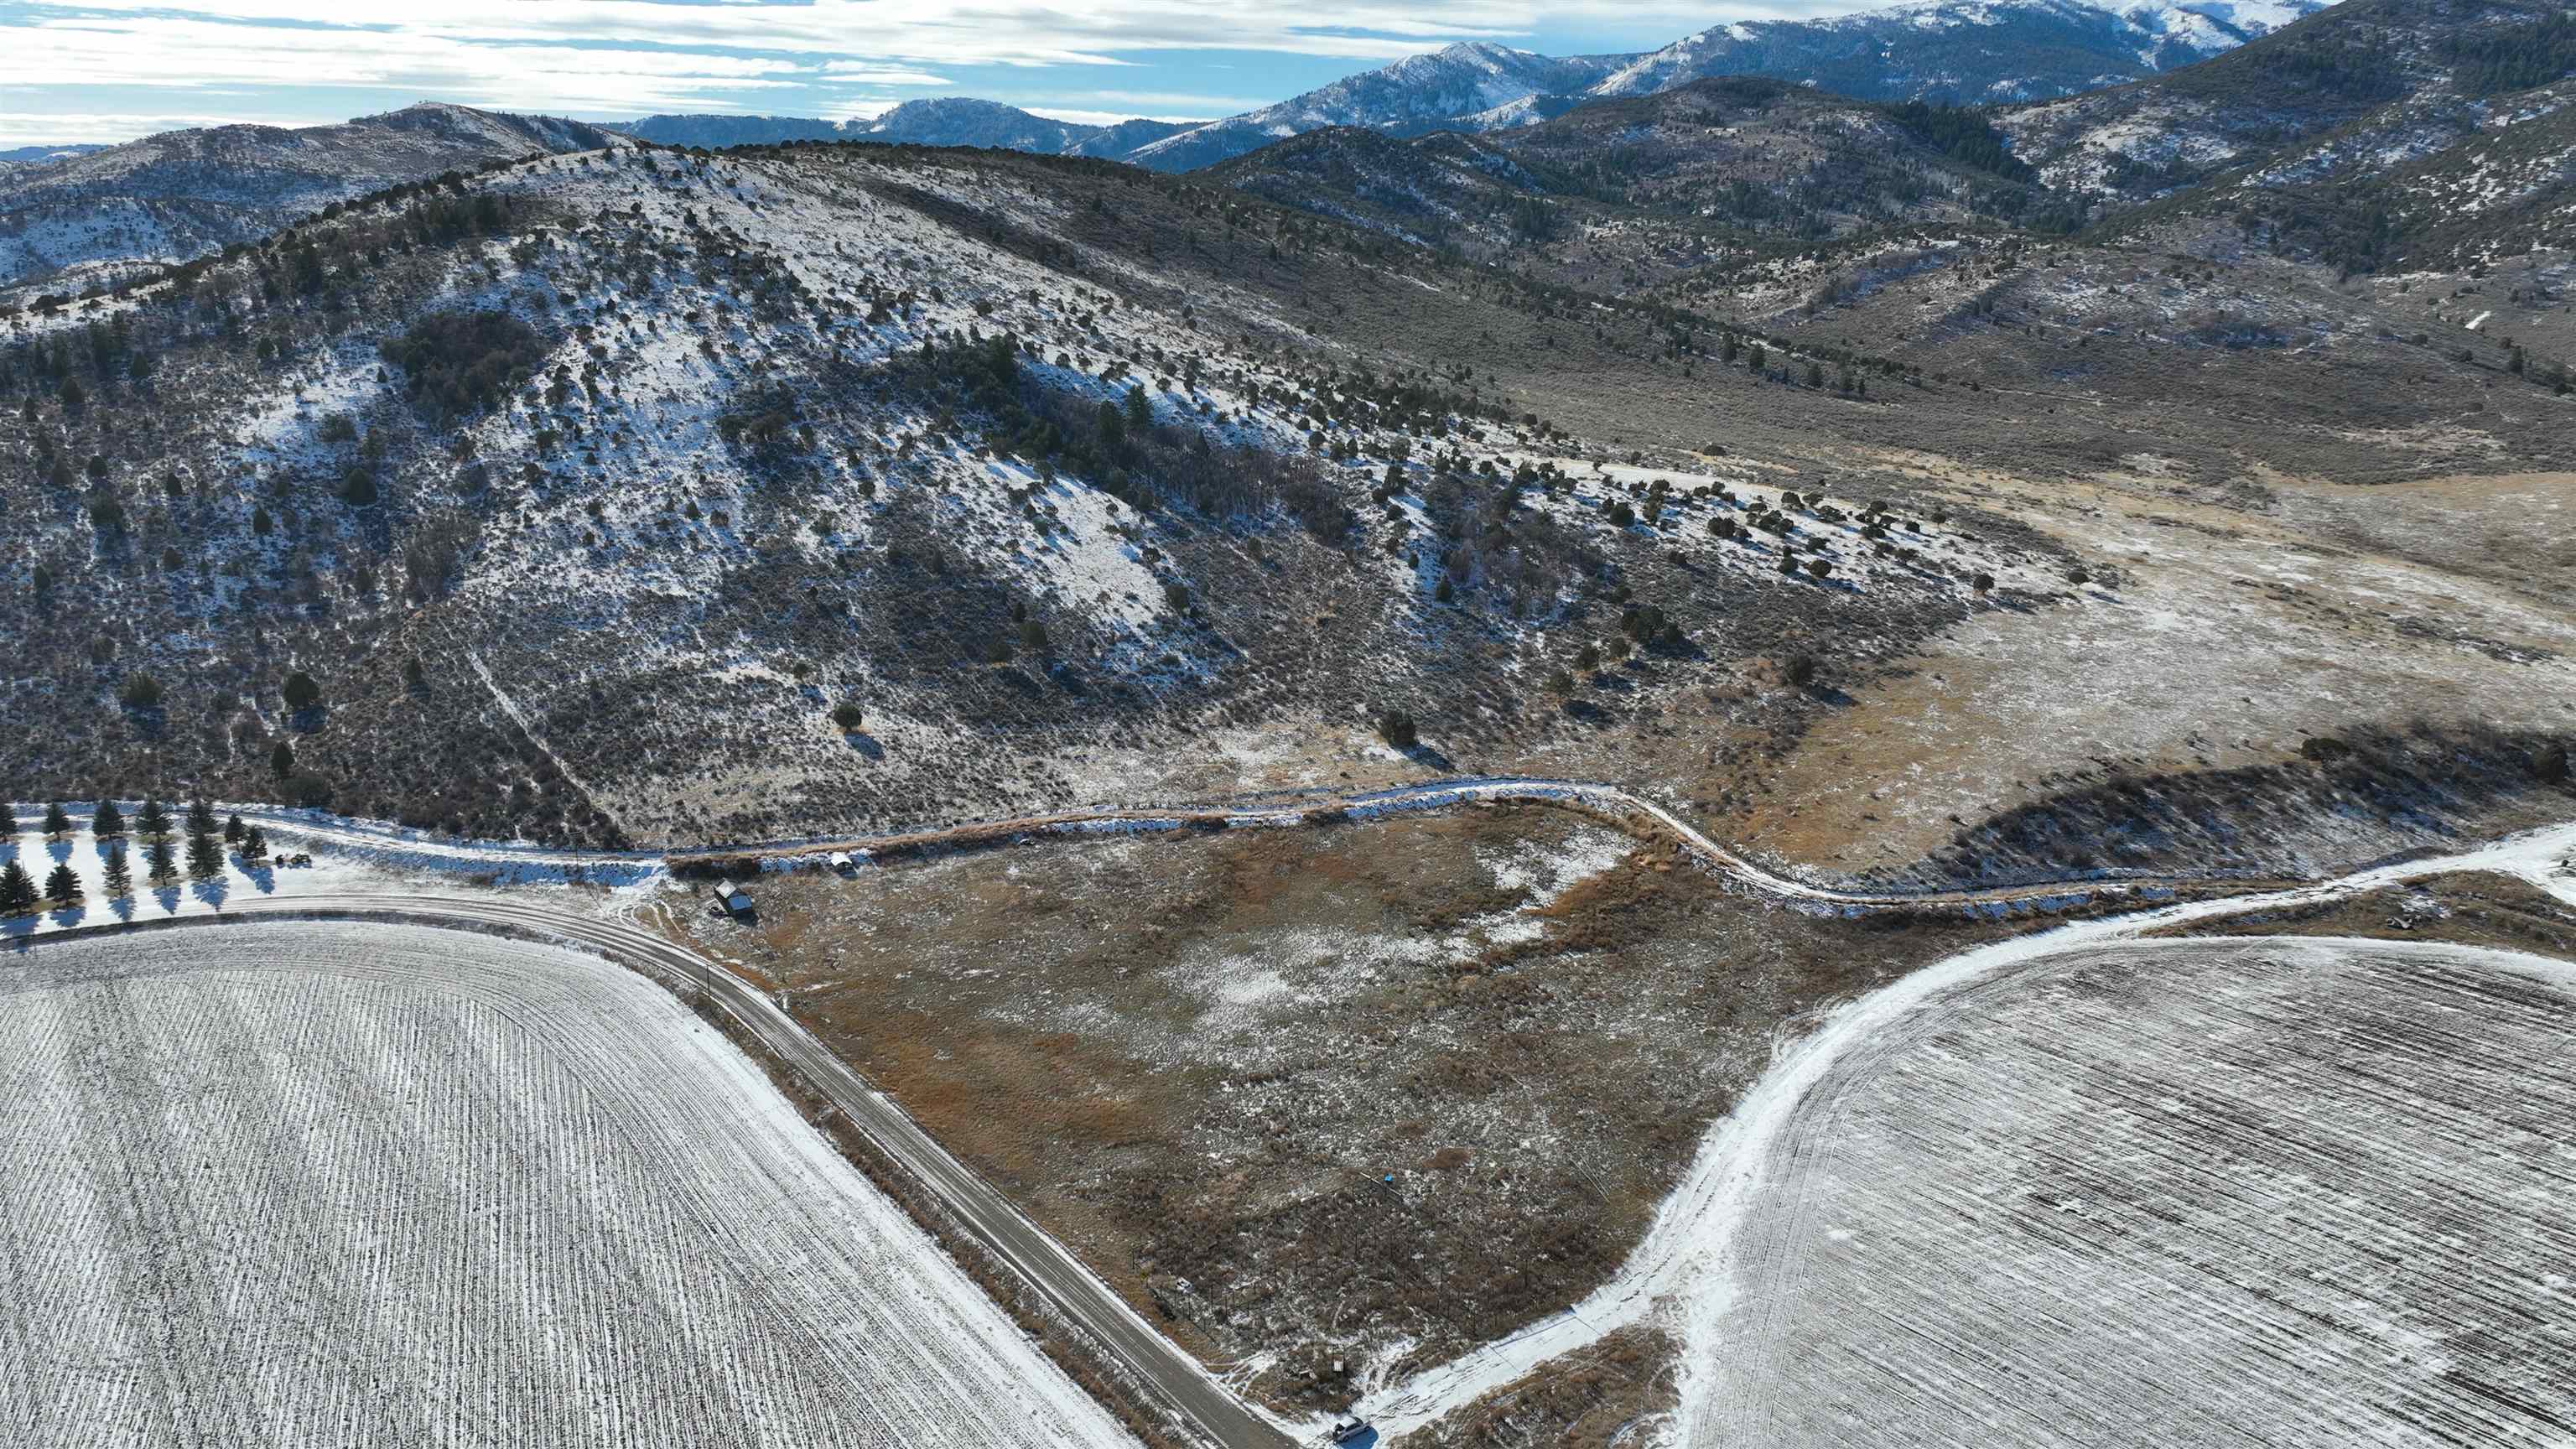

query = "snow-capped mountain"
[1125,42,1634,172]
[1121,0,2334,171]
[862,99,1192,158]
[0,103,623,289]
[1592,0,2332,103]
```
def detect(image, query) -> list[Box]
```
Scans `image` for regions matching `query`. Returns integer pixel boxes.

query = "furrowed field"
[1687,936,2576,1449]
[0,924,1133,1448]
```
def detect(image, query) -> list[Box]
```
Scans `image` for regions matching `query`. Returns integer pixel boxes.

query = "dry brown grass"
[1408,1327,1679,1449]
[667,804,2018,1413]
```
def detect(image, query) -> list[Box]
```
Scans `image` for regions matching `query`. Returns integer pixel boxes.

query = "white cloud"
[1015,105,1219,125]
[10,18,810,114]
[1037,90,1280,113]
[0,0,1903,143]
[37,0,1488,66]
[820,63,957,86]
[0,110,265,148]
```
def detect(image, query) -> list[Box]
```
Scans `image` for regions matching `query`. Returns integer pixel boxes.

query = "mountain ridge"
[0,102,624,290]
[605,0,2337,174]
[612,101,1192,158]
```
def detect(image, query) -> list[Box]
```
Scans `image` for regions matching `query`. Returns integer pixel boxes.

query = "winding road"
[11,784,2575,1448]
[158,774,2312,912]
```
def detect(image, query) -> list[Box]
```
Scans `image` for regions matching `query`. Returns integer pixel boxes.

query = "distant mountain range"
[0,0,2349,291]
[610,0,2332,172]
[0,143,111,168]
[613,100,1192,159]
[1119,43,1637,172]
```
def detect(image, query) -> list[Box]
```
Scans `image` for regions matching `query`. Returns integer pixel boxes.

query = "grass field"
[671,802,2016,1412]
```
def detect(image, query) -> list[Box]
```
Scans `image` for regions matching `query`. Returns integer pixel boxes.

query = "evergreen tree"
[145,836,177,884]
[43,863,79,907]
[283,671,323,712]
[224,813,245,844]
[92,799,125,838]
[186,828,224,879]
[100,841,131,899]
[187,796,218,838]
[43,801,70,836]
[270,740,294,778]
[1122,383,1150,434]
[138,797,171,837]
[242,826,268,861]
[0,860,34,915]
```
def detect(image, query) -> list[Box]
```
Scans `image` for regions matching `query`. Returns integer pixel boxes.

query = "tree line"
[0,796,273,914]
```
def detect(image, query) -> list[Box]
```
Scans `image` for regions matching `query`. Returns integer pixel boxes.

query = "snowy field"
[0,924,1133,1448]
[1684,935,2576,1449]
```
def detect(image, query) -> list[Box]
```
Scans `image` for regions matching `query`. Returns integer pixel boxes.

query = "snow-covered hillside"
[1595,0,2331,102]
[1,136,2027,849]
[1130,0,2334,170]
[1129,42,1633,172]
[0,104,625,291]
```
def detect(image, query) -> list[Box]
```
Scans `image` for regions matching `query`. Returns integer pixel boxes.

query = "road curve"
[12,894,1295,1449]
[165,774,2317,917]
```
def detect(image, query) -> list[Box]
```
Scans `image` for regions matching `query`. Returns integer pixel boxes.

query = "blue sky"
[0,0,1870,148]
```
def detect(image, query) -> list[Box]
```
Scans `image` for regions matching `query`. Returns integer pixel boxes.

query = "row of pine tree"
[0,798,273,914]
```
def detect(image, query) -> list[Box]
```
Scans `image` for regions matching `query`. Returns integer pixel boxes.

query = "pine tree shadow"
[1398,741,1455,772]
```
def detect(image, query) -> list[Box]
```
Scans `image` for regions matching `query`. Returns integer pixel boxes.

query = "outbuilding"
[709,883,756,920]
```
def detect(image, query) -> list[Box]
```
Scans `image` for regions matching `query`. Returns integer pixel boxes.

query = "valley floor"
[2,797,2572,1448]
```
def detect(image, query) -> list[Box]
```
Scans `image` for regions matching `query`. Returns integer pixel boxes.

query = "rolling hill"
[1,127,2563,868]
[0,104,624,293]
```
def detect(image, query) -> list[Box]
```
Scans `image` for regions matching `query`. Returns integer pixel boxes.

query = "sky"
[0,0,1878,148]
